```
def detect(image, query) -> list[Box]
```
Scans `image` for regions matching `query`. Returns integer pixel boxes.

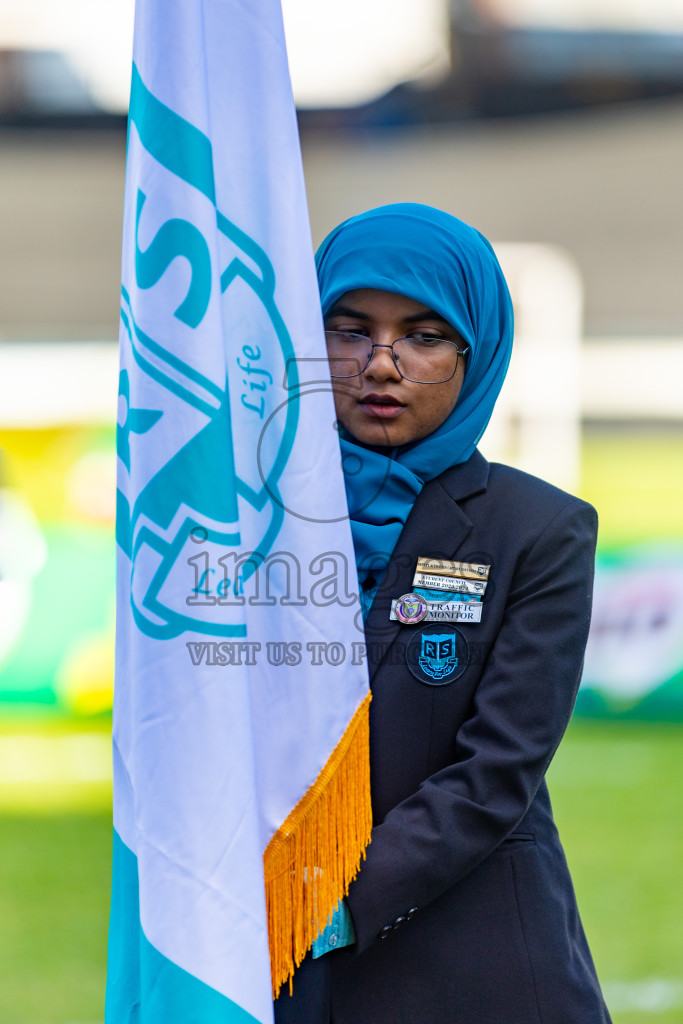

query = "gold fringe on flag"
[264,691,373,999]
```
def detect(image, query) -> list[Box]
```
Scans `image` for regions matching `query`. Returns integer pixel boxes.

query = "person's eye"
[406,333,447,346]
[329,327,369,339]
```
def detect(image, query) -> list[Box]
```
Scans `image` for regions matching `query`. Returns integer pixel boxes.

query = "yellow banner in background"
[0,425,114,717]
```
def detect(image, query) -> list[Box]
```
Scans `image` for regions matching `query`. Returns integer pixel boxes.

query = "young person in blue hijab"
[274,204,612,1024]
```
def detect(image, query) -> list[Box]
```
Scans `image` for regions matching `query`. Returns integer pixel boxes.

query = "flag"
[107,2,372,1021]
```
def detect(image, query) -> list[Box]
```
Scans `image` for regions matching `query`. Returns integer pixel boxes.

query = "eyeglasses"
[325,331,470,385]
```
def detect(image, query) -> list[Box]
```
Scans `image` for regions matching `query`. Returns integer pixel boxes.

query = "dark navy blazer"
[275,451,612,1024]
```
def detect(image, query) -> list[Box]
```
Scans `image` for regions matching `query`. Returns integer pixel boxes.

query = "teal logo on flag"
[117,65,299,640]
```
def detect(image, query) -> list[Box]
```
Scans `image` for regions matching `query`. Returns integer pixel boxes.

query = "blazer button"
[392,916,406,929]
[406,907,418,919]
[378,925,393,940]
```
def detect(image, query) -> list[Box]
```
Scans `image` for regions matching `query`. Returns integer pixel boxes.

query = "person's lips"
[358,393,407,419]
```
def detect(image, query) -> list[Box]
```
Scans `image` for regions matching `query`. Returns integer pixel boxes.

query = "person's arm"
[346,498,597,954]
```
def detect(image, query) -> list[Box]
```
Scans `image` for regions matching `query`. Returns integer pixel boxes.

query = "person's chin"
[348,422,410,448]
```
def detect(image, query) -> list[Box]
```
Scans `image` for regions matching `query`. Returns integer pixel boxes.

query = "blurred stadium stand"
[0,47,124,127]
[1,98,682,345]
[298,0,683,128]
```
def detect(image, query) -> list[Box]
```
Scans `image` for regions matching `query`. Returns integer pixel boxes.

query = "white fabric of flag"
[107,3,371,1022]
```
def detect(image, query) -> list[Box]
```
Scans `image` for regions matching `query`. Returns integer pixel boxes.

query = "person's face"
[325,289,467,447]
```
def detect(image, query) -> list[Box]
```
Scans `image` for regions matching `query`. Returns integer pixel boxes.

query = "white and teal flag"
[107,2,372,1021]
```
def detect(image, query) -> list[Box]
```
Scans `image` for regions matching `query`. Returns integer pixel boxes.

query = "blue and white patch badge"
[405,625,469,686]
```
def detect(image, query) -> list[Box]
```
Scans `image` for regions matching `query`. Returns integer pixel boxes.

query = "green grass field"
[0,721,681,1024]
[549,722,683,1023]
[0,810,111,1024]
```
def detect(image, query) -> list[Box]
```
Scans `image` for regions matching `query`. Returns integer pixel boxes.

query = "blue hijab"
[315,203,514,602]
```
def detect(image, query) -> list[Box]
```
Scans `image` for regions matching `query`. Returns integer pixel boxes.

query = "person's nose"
[363,339,402,382]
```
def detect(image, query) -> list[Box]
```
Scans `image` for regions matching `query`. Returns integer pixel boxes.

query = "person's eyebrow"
[324,303,371,320]
[324,303,451,325]
[403,308,451,325]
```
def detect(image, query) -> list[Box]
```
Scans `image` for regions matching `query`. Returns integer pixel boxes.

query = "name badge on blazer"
[391,595,482,624]
[413,571,487,596]
[416,557,490,581]
[391,556,491,626]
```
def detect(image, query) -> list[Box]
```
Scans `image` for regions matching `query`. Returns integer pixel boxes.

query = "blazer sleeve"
[345,497,598,955]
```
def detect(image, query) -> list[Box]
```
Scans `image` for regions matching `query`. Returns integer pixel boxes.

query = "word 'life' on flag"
[106,2,372,1022]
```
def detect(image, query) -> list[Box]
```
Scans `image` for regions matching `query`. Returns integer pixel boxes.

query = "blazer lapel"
[363,451,490,682]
